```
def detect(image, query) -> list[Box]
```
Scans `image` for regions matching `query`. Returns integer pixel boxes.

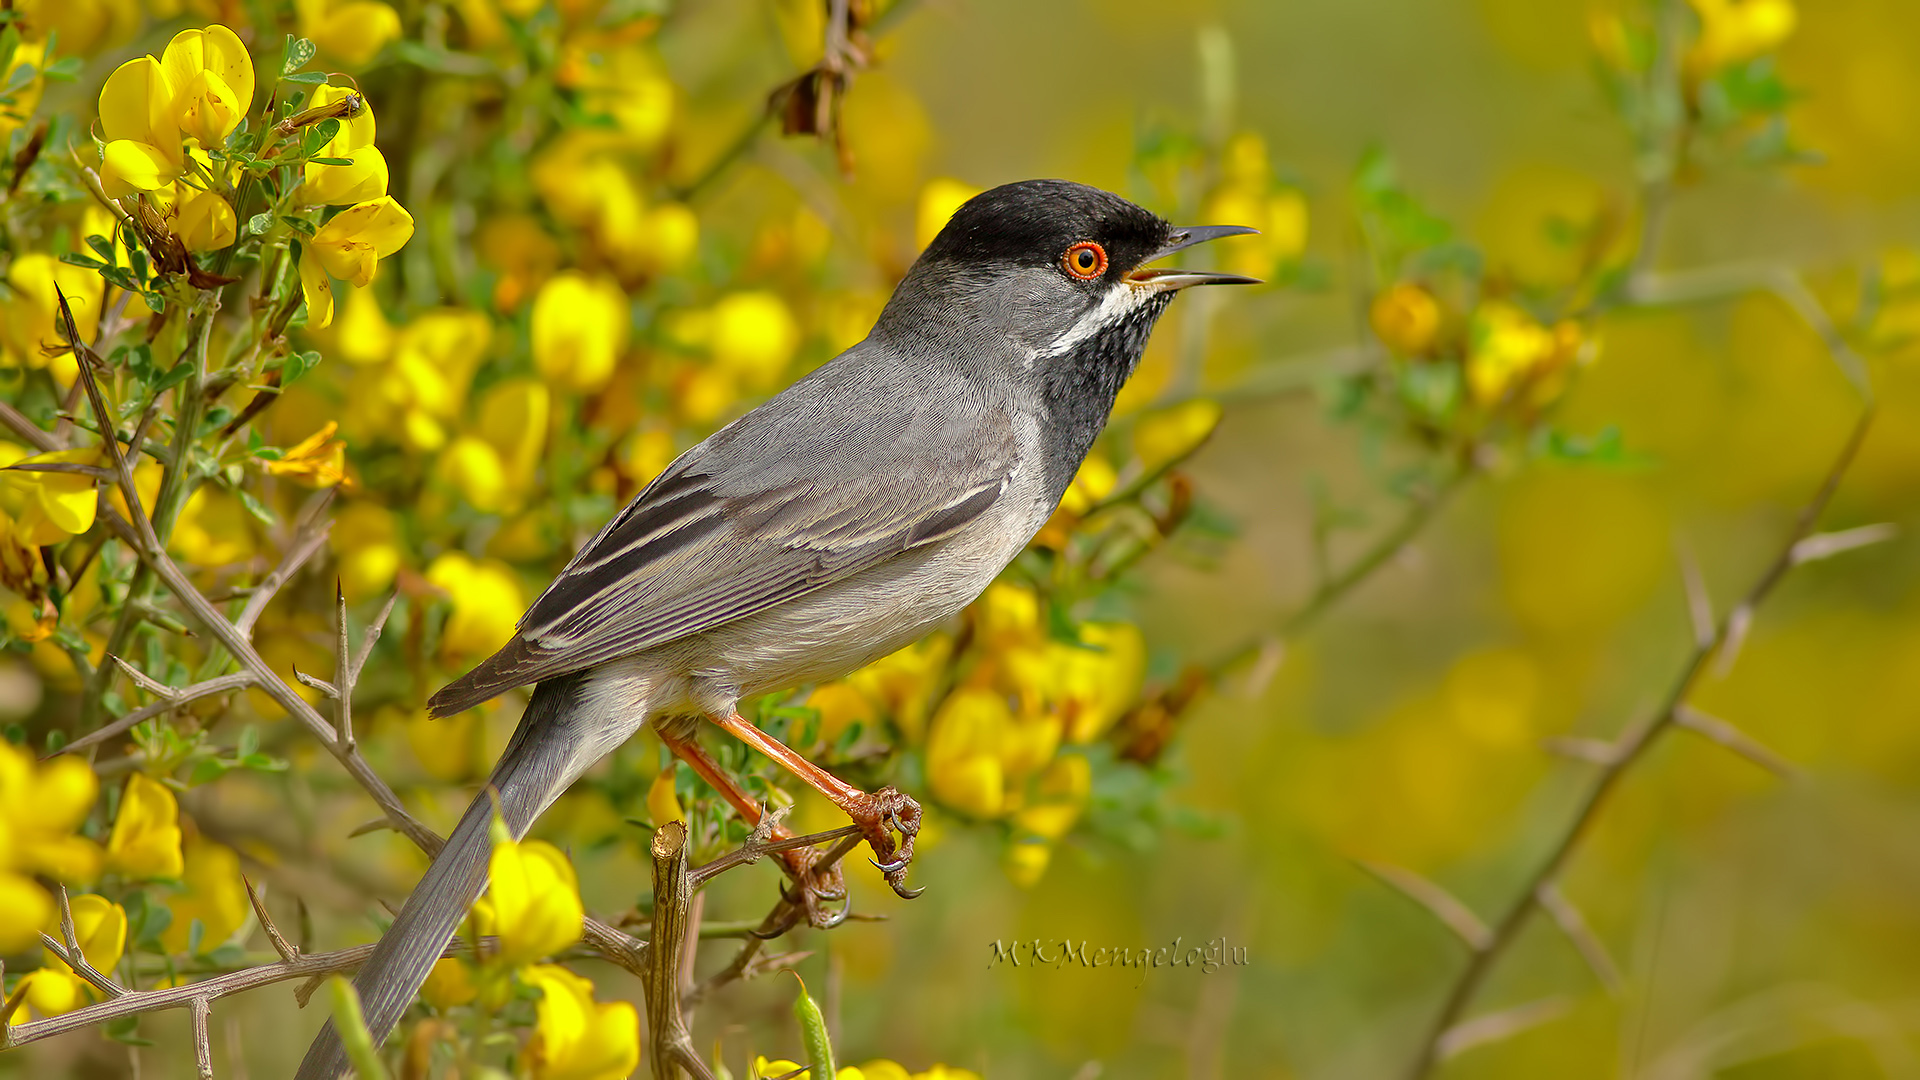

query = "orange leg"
[709,711,923,898]
[655,724,848,923]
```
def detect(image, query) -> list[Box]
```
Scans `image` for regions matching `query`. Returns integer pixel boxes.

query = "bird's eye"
[1061,241,1108,281]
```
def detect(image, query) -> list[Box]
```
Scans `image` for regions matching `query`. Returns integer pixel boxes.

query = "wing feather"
[428,360,1014,717]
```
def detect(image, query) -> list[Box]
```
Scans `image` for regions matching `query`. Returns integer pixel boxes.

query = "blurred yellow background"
[2,0,1918,1078]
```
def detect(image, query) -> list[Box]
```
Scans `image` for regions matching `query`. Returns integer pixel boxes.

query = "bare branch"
[1357,861,1492,951]
[333,584,353,750]
[349,591,400,685]
[1677,541,1715,651]
[4,936,494,1049]
[1790,523,1898,566]
[1535,883,1622,995]
[191,997,213,1079]
[1540,736,1621,766]
[0,398,61,453]
[1673,706,1798,779]
[642,821,716,1080]
[61,671,254,756]
[290,666,339,699]
[1436,998,1571,1062]
[50,885,127,999]
[233,517,334,638]
[243,876,299,963]
[1402,408,1874,1079]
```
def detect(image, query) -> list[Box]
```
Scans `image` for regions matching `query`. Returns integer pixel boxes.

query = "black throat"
[1036,290,1177,503]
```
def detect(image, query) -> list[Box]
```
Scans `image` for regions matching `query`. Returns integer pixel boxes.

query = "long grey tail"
[295,673,587,1080]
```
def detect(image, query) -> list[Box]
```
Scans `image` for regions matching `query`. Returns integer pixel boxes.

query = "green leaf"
[151,359,195,396]
[282,215,317,238]
[281,70,329,85]
[58,251,106,270]
[85,233,116,265]
[300,118,341,156]
[283,36,317,75]
[282,349,322,387]
[309,155,353,166]
[247,212,273,236]
[235,487,279,528]
[42,56,83,81]
[238,724,259,757]
[189,757,230,786]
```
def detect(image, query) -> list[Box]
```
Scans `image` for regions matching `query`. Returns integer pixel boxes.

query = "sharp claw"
[868,855,908,874]
[889,880,925,900]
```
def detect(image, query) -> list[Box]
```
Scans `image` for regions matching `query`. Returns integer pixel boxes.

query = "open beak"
[1125,225,1263,290]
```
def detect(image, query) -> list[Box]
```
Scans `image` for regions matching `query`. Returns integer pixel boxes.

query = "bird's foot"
[854,787,923,899]
[778,844,851,929]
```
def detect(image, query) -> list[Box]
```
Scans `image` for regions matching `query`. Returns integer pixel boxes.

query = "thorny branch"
[1399,406,1882,1079]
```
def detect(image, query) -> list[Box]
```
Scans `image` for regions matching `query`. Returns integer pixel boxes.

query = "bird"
[295,178,1256,1078]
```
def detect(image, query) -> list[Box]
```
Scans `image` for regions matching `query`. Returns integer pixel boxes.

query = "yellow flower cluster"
[1465,300,1589,409]
[924,583,1145,884]
[427,827,638,1078]
[756,1057,982,1080]
[0,742,103,951]
[1202,133,1309,279]
[1369,283,1594,417]
[12,893,126,1017]
[1686,0,1796,73]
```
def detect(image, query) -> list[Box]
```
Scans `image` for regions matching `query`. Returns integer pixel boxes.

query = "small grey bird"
[296,178,1254,1078]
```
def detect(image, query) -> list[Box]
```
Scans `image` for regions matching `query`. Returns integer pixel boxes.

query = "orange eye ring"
[1062,241,1108,281]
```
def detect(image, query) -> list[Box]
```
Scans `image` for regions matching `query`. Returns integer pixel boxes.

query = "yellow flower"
[0,40,48,146]
[299,85,387,206]
[645,768,684,827]
[486,837,583,965]
[425,552,524,662]
[10,0,142,57]
[477,214,563,311]
[1465,300,1585,408]
[168,487,257,567]
[158,835,248,953]
[0,254,103,381]
[1131,399,1222,472]
[300,197,415,329]
[332,501,400,600]
[556,34,675,146]
[0,448,100,545]
[438,437,509,512]
[18,894,126,1017]
[332,286,396,366]
[916,177,982,250]
[1202,134,1308,276]
[96,25,254,198]
[531,272,628,392]
[1003,838,1051,887]
[356,308,493,450]
[105,772,185,879]
[806,681,879,745]
[925,688,1015,819]
[421,956,479,1010]
[0,742,103,943]
[755,1058,808,1080]
[166,182,238,253]
[299,0,403,67]
[1010,753,1091,842]
[1009,622,1147,744]
[522,964,640,1080]
[262,421,351,488]
[1687,0,1795,72]
[709,292,800,390]
[1370,282,1443,356]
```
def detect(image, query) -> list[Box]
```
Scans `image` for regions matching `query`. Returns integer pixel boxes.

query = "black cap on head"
[920,179,1173,284]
